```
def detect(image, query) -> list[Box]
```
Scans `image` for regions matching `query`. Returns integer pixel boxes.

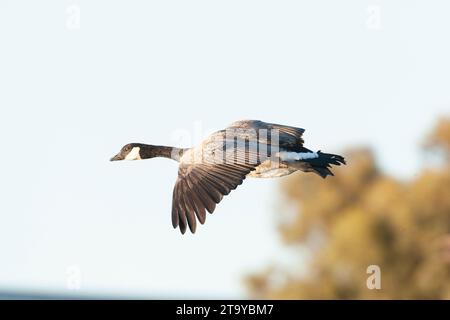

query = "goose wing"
[172,162,255,234]
[227,120,305,151]
[171,129,264,234]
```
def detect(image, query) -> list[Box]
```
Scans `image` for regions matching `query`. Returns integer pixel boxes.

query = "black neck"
[138,144,186,161]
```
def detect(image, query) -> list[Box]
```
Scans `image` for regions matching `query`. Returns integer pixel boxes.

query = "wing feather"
[180,180,197,233]
[185,172,217,213]
[171,163,255,233]
[226,120,305,151]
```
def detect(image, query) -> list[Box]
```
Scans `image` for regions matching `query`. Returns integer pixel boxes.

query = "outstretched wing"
[172,162,255,234]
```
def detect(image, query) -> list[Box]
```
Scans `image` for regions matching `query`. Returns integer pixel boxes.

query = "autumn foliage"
[246,118,450,299]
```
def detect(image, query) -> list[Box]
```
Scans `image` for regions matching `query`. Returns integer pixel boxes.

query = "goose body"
[111,120,346,234]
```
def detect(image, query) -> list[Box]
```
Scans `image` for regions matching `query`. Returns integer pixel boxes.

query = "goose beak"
[110,154,123,161]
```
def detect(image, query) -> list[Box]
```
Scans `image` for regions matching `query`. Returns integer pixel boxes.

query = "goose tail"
[303,151,346,178]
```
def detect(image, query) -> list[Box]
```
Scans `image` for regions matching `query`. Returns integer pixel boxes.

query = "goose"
[110,120,346,234]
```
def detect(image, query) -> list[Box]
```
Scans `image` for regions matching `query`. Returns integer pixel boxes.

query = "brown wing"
[172,162,255,234]
[227,120,305,151]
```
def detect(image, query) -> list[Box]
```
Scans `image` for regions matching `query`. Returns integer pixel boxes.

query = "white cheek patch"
[278,151,319,161]
[125,147,141,160]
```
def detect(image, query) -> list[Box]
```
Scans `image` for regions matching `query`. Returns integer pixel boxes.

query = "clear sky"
[0,0,449,298]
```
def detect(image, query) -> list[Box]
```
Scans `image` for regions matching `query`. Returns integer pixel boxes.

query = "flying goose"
[110,120,346,234]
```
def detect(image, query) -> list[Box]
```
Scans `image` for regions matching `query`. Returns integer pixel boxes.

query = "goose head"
[110,143,142,161]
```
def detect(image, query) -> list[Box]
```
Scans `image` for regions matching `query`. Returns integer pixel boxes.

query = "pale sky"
[0,0,449,298]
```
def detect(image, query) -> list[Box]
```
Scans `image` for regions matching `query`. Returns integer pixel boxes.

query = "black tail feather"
[304,151,346,178]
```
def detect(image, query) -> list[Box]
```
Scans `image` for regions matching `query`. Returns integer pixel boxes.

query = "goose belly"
[247,160,297,178]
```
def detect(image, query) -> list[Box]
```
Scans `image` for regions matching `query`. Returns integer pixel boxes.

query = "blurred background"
[0,1,449,299]
[246,119,450,299]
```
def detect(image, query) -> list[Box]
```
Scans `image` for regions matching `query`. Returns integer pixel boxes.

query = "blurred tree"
[424,117,450,162]
[245,118,450,299]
